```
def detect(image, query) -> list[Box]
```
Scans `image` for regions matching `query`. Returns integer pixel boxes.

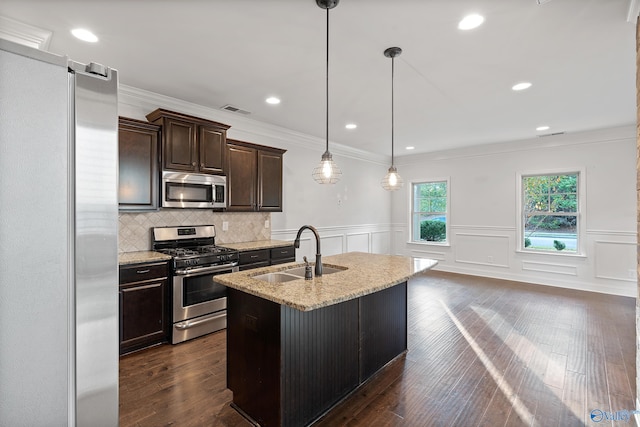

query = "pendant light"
[381,46,404,191]
[312,0,342,184]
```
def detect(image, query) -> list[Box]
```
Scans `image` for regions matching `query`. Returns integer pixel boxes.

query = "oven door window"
[182,274,226,307]
[166,182,213,203]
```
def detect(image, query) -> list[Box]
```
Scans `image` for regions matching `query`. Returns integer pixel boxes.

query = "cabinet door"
[120,279,167,354]
[163,118,197,172]
[227,144,257,211]
[118,118,160,211]
[258,150,283,212]
[199,125,226,174]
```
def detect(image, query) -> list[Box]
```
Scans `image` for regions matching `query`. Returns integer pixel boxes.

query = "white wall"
[118,85,393,260]
[392,126,638,297]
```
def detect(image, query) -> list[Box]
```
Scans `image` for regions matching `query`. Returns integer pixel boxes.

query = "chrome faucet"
[294,225,322,276]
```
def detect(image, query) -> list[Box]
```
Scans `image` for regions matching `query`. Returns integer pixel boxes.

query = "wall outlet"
[265,220,270,229]
[222,221,229,231]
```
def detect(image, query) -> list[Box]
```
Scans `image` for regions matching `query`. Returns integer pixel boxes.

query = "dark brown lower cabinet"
[269,246,296,265]
[227,282,407,427]
[119,261,170,355]
[237,245,296,270]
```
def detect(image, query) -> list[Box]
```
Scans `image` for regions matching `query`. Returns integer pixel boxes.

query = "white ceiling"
[0,0,636,157]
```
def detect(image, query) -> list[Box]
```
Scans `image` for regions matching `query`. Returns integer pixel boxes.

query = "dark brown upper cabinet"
[227,139,286,212]
[146,108,230,175]
[118,117,161,211]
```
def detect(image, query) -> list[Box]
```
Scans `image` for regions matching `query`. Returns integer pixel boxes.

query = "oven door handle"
[175,311,226,330]
[174,263,238,277]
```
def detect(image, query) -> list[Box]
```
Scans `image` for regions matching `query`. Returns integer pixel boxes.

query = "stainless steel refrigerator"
[0,39,119,425]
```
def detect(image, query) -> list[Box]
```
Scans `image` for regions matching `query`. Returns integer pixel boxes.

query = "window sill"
[515,249,586,259]
[407,241,451,248]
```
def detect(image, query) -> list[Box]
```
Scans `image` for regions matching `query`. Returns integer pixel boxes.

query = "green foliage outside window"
[523,174,577,231]
[420,220,446,242]
[412,181,447,243]
[522,173,578,252]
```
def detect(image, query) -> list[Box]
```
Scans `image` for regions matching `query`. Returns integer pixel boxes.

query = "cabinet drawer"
[270,246,295,260]
[239,249,269,265]
[119,262,169,284]
[239,261,270,271]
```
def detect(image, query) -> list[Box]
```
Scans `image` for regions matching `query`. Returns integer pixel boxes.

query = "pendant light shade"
[313,0,342,184]
[381,46,403,191]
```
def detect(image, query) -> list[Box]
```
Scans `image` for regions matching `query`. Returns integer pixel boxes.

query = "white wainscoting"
[594,240,637,282]
[271,224,392,263]
[454,232,510,268]
[409,248,447,261]
[371,230,391,255]
[392,224,637,297]
[521,260,578,276]
[346,232,370,253]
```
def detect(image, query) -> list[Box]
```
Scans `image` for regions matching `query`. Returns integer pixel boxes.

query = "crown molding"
[628,0,640,23]
[0,15,52,50]
[118,84,388,165]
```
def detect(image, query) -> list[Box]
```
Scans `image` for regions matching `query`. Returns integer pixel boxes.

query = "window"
[411,180,448,243]
[520,172,580,253]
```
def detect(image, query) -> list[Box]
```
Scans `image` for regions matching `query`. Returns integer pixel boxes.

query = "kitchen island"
[215,252,437,427]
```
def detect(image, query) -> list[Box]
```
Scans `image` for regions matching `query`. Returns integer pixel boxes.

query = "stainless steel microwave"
[162,171,226,209]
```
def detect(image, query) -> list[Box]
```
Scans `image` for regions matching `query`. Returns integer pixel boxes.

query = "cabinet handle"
[136,269,150,274]
[200,163,204,168]
[280,250,288,254]
[250,255,259,259]
[192,161,197,166]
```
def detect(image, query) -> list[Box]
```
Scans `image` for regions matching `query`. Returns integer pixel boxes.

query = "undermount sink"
[252,265,347,283]
[253,272,301,283]
[284,265,347,277]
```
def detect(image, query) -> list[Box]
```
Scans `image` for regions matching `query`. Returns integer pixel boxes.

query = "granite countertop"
[214,252,438,312]
[118,251,172,265]
[221,239,294,251]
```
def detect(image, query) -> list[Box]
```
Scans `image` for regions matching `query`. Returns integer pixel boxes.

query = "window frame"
[516,168,586,257]
[408,177,451,246]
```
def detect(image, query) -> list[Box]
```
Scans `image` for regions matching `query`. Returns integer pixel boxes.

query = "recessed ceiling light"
[458,14,485,30]
[265,97,281,105]
[536,125,550,131]
[405,146,415,150]
[512,82,532,91]
[345,123,357,130]
[71,28,98,43]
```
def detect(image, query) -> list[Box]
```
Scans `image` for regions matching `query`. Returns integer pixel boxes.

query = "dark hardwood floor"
[119,271,636,427]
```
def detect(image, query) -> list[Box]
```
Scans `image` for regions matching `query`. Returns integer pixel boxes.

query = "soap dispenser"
[303,256,313,280]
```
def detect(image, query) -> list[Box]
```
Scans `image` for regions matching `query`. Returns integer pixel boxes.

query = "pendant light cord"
[325,7,330,153]
[391,54,395,167]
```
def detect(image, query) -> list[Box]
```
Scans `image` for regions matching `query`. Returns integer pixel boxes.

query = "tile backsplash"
[119,210,271,252]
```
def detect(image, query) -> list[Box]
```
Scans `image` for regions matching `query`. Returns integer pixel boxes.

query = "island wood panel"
[227,288,360,427]
[359,282,407,381]
[227,282,409,427]
[281,300,359,427]
[226,289,281,425]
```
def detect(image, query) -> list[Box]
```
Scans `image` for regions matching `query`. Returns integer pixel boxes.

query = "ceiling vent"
[220,104,251,115]
[537,131,565,137]
[536,0,553,4]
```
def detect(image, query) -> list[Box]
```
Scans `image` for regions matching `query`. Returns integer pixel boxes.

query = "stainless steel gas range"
[152,225,239,344]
